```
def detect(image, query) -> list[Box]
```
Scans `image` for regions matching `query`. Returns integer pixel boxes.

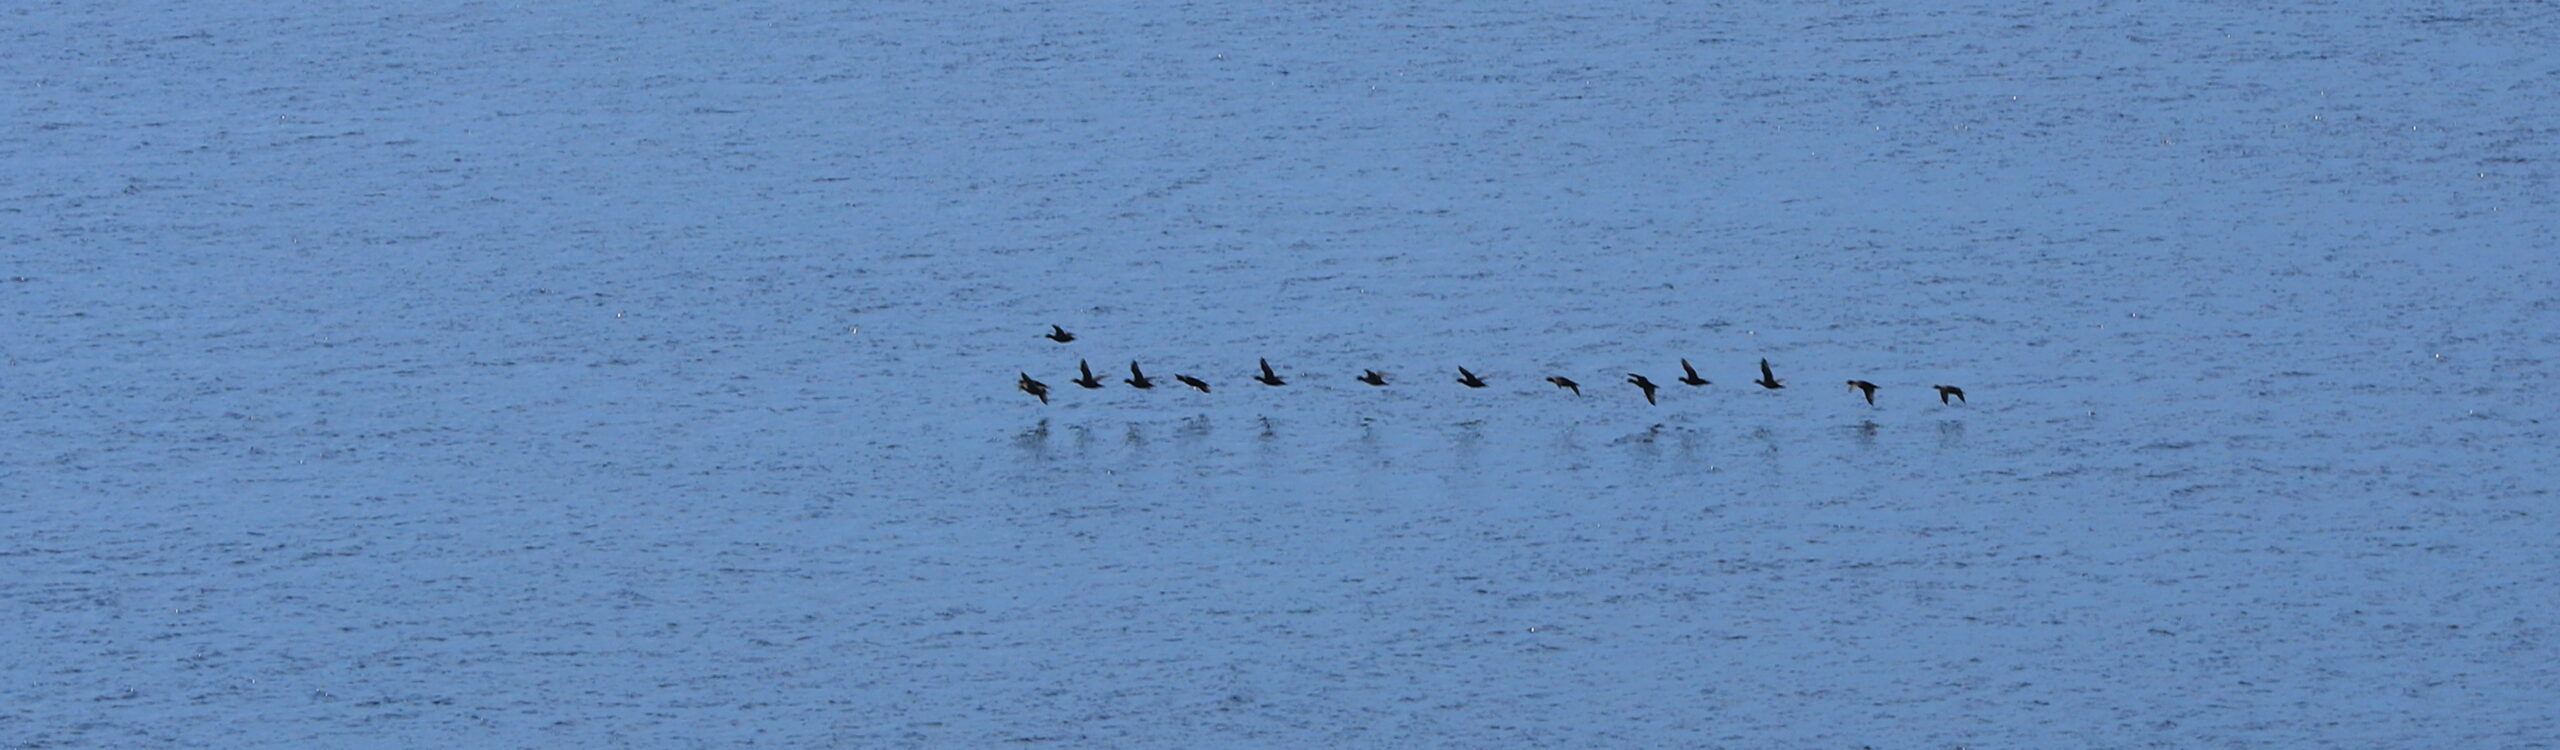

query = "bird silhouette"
[1072,360,1105,389]
[1045,325,1075,343]
[1357,369,1389,386]
[1754,359,1785,389]
[1934,385,1966,405]
[1628,374,1660,405]
[1175,374,1211,393]
[1018,373,1051,404]
[1456,367,1488,388]
[1678,359,1710,386]
[1125,361,1156,389]
[1847,380,1878,405]
[1546,376,1581,396]
[1255,358,1286,386]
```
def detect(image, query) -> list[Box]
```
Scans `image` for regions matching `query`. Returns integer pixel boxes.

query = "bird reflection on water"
[1014,418,1051,460]
[1006,415,1976,477]
[1938,419,1966,448]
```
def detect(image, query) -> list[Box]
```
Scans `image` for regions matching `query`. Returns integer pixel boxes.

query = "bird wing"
[1760,359,1775,381]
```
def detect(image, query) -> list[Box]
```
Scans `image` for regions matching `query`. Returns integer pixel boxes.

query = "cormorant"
[1357,370,1389,386]
[1045,325,1075,343]
[1456,367,1488,388]
[1175,374,1211,393]
[1678,359,1710,386]
[1125,361,1156,389]
[1546,376,1581,396]
[1018,373,1050,404]
[1255,358,1286,386]
[1754,359,1785,389]
[1072,360,1105,389]
[1628,374,1660,405]
[1934,385,1966,405]
[1847,380,1878,405]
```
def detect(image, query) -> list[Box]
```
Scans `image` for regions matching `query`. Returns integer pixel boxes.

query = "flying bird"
[1455,367,1488,388]
[1044,325,1075,343]
[1754,359,1785,389]
[1175,374,1212,393]
[1255,358,1286,386]
[1678,359,1710,386]
[1546,376,1581,396]
[1628,374,1660,405]
[1018,373,1050,404]
[1934,385,1966,405]
[1847,380,1878,405]
[1125,361,1156,389]
[1072,360,1105,389]
[1357,369,1389,386]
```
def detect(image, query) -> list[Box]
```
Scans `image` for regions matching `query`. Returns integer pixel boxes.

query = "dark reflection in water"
[1254,416,1279,469]
[1751,426,1783,474]
[1355,417,1388,469]
[1939,419,1966,448]
[1450,420,1484,474]
[1014,418,1051,461]
[1621,423,1664,468]
[1555,425,1586,473]
[1016,416,1970,475]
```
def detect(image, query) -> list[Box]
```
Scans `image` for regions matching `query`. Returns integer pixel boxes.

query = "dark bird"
[1754,359,1785,389]
[1934,385,1967,405]
[1847,380,1879,405]
[1255,358,1286,386]
[1455,367,1488,388]
[1175,374,1211,393]
[1357,369,1389,386]
[1546,376,1581,396]
[1125,361,1156,389]
[1071,359,1105,389]
[1678,359,1710,386]
[1628,374,1660,405]
[1018,373,1050,404]
[1044,325,1075,343]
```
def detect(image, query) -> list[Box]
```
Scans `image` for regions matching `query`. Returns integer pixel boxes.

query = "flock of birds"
[1015,325,1969,408]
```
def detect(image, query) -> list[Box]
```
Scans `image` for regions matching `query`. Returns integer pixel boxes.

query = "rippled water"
[7,0,2555,746]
